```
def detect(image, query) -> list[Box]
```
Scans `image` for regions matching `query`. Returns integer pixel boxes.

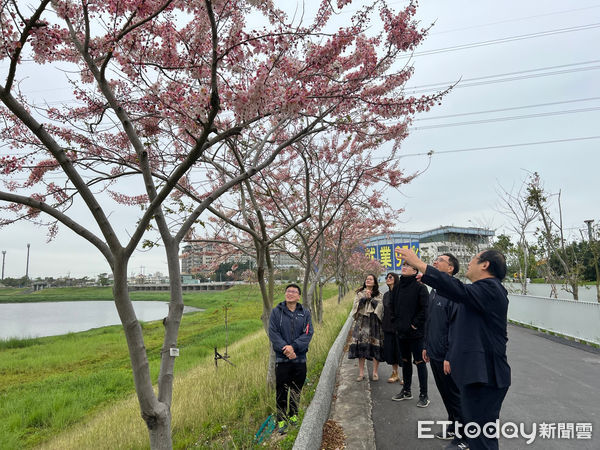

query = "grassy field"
[0,286,178,303]
[1,284,347,449]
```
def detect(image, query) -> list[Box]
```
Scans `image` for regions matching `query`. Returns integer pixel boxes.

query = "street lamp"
[26,243,30,279]
[1,250,5,280]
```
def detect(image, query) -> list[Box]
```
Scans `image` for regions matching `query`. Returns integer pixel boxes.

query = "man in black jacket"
[399,247,511,450]
[268,283,314,434]
[423,253,466,448]
[391,262,430,407]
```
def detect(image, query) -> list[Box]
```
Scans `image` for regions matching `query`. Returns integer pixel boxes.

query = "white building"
[365,226,494,275]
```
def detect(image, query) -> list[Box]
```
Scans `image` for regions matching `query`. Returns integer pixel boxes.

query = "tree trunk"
[253,244,277,389]
[254,243,269,331]
[266,347,277,390]
[147,403,172,450]
[301,242,314,315]
[521,243,529,295]
[157,240,185,405]
[306,276,320,322]
[317,281,324,320]
[570,280,579,301]
[112,258,173,449]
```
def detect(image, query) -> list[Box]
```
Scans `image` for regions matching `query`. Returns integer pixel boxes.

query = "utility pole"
[1,250,5,280]
[26,243,30,280]
[584,220,600,303]
[584,220,594,241]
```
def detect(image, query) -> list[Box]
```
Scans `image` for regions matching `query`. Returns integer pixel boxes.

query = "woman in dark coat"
[348,273,384,381]
[382,272,402,383]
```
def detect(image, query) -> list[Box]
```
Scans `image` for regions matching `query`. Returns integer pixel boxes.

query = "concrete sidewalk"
[326,323,600,449]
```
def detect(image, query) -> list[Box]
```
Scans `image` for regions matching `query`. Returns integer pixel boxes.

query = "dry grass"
[38,294,352,449]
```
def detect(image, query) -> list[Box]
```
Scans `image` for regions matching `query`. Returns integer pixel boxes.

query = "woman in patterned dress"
[348,274,384,381]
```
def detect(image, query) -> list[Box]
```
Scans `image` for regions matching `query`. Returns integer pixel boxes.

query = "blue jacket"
[424,289,459,361]
[422,266,511,388]
[268,301,314,363]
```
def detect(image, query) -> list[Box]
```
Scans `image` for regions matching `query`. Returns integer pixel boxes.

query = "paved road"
[333,324,600,449]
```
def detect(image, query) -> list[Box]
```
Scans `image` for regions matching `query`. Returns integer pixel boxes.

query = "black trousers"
[398,338,427,396]
[460,383,509,450]
[430,358,462,430]
[275,361,307,421]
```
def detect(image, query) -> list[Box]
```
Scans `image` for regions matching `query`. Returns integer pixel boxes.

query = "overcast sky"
[390,0,600,237]
[1,0,599,279]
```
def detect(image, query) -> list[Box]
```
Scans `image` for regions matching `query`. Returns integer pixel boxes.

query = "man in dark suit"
[399,247,511,450]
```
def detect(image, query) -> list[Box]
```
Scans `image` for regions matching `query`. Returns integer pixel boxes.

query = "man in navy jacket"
[268,283,314,434]
[423,253,466,448]
[399,247,511,450]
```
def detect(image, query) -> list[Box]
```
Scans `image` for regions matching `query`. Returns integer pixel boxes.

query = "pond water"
[0,301,202,340]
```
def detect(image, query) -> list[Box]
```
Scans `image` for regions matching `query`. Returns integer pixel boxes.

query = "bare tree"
[581,220,600,303]
[526,173,581,300]
[496,178,539,294]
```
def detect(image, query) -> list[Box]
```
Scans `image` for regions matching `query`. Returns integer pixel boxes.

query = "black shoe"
[436,430,456,440]
[416,394,430,407]
[444,440,469,450]
[391,389,413,401]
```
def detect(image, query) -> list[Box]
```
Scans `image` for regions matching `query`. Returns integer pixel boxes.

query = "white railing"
[508,294,600,345]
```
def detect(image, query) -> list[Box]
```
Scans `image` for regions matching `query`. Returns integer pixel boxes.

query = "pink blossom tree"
[0,0,443,447]
[323,201,396,302]
[267,133,411,322]
[178,0,443,389]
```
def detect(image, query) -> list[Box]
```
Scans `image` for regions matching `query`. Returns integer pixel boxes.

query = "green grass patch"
[0,283,287,303]
[0,284,339,449]
[0,287,27,298]
[37,287,350,449]
[0,286,224,303]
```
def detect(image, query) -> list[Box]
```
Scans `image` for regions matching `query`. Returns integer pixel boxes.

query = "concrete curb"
[293,313,354,450]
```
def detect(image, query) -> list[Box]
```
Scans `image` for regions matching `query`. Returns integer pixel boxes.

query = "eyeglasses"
[435,257,450,264]
[386,275,394,279]
[285,289,300,294]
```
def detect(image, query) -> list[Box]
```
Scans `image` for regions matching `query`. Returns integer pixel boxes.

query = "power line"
[411,65,600,94]
[408,22,600,58]
[399,135,600,159]
[429,4,600,35]
[411,106,600,131]
[415,96,600,122]
[407,65,600,95]
[405,59,600,91]
[302,1,600,36]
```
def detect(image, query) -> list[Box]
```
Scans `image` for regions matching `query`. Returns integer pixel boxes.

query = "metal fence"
[508,294,600,345]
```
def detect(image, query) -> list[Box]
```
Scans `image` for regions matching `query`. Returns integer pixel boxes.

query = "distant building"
[270,251,299,269]
[180,242,300,275]
[365,226,494,275]
[180,243,218,274]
